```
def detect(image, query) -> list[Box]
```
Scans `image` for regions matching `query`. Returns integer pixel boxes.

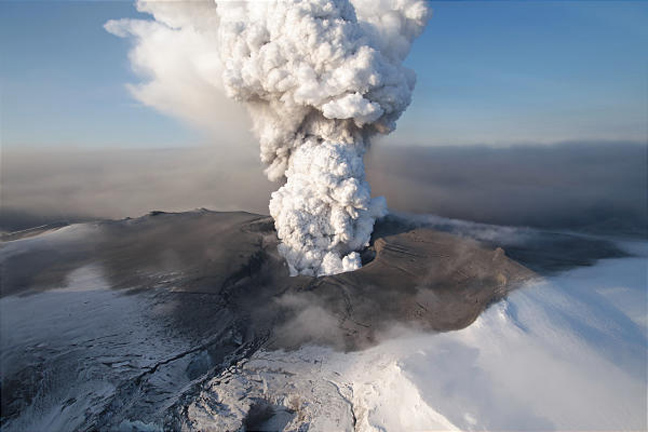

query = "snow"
[190,239,647,431]
[2,222,645,431]
[0,260,193,432]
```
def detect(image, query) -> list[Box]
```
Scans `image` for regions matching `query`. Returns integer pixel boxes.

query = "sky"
[1,1,647,149]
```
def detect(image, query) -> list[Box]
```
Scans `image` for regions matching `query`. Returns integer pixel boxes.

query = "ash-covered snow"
[1,217,645,431]
[0,263,172,431]
[176,240,647,431]
[0,224,249,432]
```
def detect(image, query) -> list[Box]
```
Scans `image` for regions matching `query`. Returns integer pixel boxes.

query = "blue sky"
[1,1,647,148]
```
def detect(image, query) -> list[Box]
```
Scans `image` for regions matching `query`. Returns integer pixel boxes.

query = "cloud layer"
[3,142,645,237]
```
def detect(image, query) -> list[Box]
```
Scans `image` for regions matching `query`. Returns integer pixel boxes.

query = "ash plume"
[106,0,429,276]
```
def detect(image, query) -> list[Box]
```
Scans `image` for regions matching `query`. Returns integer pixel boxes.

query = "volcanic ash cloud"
[106,0,429,276]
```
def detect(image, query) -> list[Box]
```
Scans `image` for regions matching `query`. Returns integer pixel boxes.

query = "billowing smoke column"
[107,0,429,276]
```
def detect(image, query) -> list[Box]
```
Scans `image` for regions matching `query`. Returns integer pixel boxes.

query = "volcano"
[1,209,533,430]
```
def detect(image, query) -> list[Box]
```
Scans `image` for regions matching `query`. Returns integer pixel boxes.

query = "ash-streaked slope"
[1,210,642,431]
[1,209,530,430]
[1,210,531,345]
[184,250,647,431]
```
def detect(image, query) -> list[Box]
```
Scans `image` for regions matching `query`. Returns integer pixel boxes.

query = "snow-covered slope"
[1,213,645,431]
[179,242,647,431]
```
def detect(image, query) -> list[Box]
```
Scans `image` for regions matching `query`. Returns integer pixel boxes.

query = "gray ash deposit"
[2,209,624,430]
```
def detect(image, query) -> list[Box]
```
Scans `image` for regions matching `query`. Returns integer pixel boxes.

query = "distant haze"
[367,140,647,235]
[2,141,646,236]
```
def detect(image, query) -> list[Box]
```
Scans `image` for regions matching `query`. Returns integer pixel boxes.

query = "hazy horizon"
[3,140,646,237]
[3,1,646,238]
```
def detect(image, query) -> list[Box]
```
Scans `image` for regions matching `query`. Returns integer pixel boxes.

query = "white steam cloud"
[106,0,429,276]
